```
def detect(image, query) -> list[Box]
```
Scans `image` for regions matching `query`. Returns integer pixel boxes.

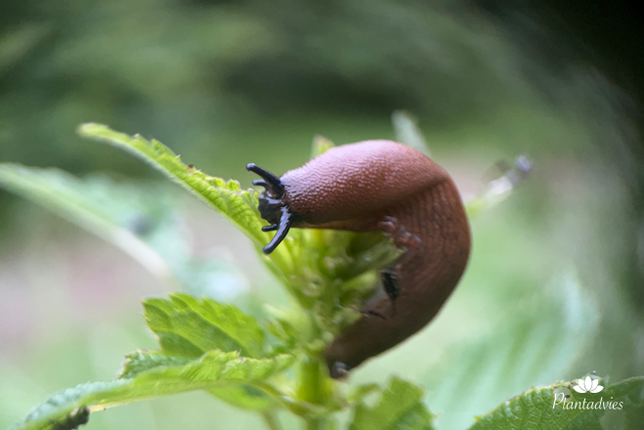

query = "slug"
[247,140,471,378]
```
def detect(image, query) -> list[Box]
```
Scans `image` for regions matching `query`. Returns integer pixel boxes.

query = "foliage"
[471,375,644,430]
[4,121,642,430]
[350,376,436,430]
[1,0,542,179]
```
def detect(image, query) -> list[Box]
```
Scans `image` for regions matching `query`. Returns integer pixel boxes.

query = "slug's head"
[246,163,294,254]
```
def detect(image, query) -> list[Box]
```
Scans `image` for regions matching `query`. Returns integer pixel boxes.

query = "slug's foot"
[378,216,423,254]
[329,361,351,379]
[247,163,294,254]
[378,216,399,234]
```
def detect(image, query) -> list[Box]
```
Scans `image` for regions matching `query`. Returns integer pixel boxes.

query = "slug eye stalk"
[246,163,284,197]
[247,163,293,254]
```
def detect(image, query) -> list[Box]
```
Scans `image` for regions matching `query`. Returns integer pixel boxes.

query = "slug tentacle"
[262,206,293,254]
[246,163,284,197]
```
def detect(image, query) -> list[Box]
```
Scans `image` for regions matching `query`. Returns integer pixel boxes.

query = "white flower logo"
[572,376,604,394]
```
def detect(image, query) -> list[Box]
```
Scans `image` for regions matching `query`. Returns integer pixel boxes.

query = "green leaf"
[0,164,177,281]
[624,398,644,430]
[143,293,266,358]
[310,134,336,159]
[76,123,315,301]
[350,377,436,430]
[392,110,431,158]
[264,318,299,354]
[119,351,195,379]
[611,377,644,430]
[121,351,279,411]
[0,163,254,301]
[208,385,275,410]
[10,381,129,430]
[465,155,532,218]
[469,376,644,430]
[13,350,297,430]
[77,123,266,246]
[346,383,380,404]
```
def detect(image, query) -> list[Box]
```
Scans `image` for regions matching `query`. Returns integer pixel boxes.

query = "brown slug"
[247,140,470,378]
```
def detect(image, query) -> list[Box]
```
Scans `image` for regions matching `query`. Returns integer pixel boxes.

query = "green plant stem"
[261,411,282,430]
[305,417,323,430]
[299,357,325,405]
[296,308,331,429]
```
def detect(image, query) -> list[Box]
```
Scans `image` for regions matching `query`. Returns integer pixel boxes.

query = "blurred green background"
[1,0,643,429]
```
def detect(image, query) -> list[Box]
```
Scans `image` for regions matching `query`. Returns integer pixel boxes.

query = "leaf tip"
[76,122,107,137]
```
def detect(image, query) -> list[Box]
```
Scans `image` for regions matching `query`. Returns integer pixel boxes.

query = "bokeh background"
[1,1,643,429]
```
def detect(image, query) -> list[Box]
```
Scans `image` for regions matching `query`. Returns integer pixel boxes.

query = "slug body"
[247,140,470,378]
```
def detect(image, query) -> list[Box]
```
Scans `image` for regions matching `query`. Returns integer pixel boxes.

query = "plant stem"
[305,417,323,430]
[261,411,282,430]
[299,357,324,404]
[297,355,331,429]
